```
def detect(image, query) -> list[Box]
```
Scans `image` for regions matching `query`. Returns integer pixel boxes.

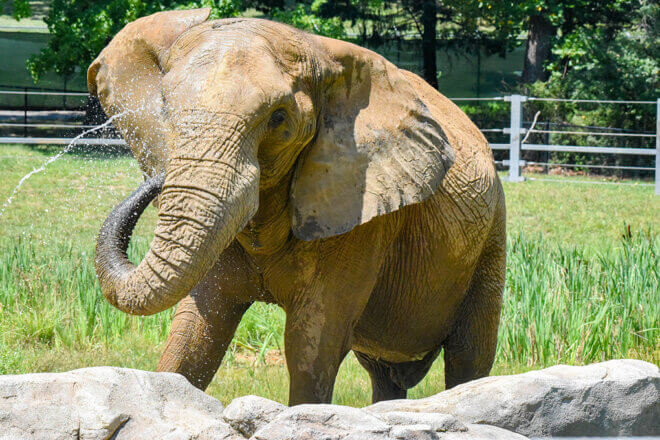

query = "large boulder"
[223,395,287,437]
[0,367,241,440]
[1,360,656,439]
[367,359,660,437]
[250,403,527,440]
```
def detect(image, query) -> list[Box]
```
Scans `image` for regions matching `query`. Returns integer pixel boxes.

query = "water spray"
[0,112,127,218]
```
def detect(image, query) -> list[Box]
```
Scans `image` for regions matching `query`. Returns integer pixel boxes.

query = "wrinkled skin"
[89,9,506,405]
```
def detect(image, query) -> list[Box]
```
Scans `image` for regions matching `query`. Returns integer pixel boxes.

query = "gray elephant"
[89,8,506,405]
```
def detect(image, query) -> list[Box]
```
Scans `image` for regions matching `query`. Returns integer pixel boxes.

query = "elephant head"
[89,9,454,316]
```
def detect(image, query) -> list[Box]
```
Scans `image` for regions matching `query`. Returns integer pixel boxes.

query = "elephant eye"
[269,109,287,129]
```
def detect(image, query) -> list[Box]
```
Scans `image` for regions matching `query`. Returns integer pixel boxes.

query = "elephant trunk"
[95,111,259,315]
[95,172,165,293]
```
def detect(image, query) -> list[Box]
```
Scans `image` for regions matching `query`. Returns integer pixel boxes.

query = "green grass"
[0,15,48,31]
[0,144,658,406]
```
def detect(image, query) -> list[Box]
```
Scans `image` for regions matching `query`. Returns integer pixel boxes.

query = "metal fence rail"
[0,88,88,112]
[498,95,659,195]
[0,90,88,96]
[1,90,659,194]
[0,137,125,145]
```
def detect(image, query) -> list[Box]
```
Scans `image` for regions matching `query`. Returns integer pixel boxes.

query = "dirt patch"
[233,349,285,367]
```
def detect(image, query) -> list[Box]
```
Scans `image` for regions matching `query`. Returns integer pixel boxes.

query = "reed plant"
[0,144,658,405]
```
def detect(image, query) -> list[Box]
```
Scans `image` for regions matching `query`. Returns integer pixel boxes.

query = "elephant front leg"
[281,223,393,405]
[157,291,250,389]
[284,299,357,405]
[157,242,260,390]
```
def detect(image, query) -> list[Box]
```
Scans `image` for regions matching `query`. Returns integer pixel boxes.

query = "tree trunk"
[521,13,556,84]
[421,0,438,88]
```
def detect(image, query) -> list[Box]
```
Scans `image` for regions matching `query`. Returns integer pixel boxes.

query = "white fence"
[1,90,659,194]
[450,95,658,194]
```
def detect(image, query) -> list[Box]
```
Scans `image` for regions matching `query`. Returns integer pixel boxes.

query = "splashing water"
[0,112,126,218]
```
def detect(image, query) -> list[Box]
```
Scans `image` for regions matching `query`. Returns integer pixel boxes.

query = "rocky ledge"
[0,359,657,440]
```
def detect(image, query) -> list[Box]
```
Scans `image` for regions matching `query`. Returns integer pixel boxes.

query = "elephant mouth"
[96,173,164,286]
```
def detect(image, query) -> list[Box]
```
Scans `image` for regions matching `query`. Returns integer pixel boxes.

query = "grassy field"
[0,144,658,407]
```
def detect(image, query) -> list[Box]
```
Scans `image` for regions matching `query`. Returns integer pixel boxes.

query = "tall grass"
[0,234,287,373]
[500,232,658,365]
[0,144,658,404]
[1,230,657,376]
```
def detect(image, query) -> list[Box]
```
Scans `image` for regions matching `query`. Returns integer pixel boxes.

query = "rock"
[373,411,467,432]
[223,395,286,437]
[389,423,526,440]
[0,367,241,440]
[252,404,391,439]
[2,360,655,439]
[250,404,527,439]
[459,424,531,440]
[388,425,438,440]
[367,359,660,437]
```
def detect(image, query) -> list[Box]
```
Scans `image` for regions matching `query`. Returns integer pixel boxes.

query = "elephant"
[88,8,506,405]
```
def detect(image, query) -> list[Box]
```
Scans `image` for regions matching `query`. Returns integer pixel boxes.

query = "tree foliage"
[540,0,658,100]
[269,2,345,40]
[1,0,31,19]
[2,0,657,100]
[5,0,346,82]
[21,0,243,82]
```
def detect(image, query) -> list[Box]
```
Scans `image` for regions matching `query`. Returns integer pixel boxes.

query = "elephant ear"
[87,8,211,173]
[290,37,455,240]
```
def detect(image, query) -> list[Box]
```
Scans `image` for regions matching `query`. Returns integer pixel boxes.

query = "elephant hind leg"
[356,348,441,403]
[442,213,506,389]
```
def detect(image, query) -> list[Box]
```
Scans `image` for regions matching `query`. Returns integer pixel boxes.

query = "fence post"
[656,98,660,195]
[507,94,524,182]
[23,88,28,138]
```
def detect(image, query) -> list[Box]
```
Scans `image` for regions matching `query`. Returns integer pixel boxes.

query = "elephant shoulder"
[400,70,492,161]
[399,71,503,234]
[400,69,501,200]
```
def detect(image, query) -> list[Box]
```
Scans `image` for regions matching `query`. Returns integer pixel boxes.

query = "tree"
[472,0,631,84]
[521,13,555,83]
[23,0,243,83]
[419,1,438,88]
[13,0,346,84]
[0,0,31,19]
[317,1,447,88]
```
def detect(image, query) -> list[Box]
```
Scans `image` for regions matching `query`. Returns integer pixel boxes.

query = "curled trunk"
[96,173,165,289]
[96,114,259,315]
